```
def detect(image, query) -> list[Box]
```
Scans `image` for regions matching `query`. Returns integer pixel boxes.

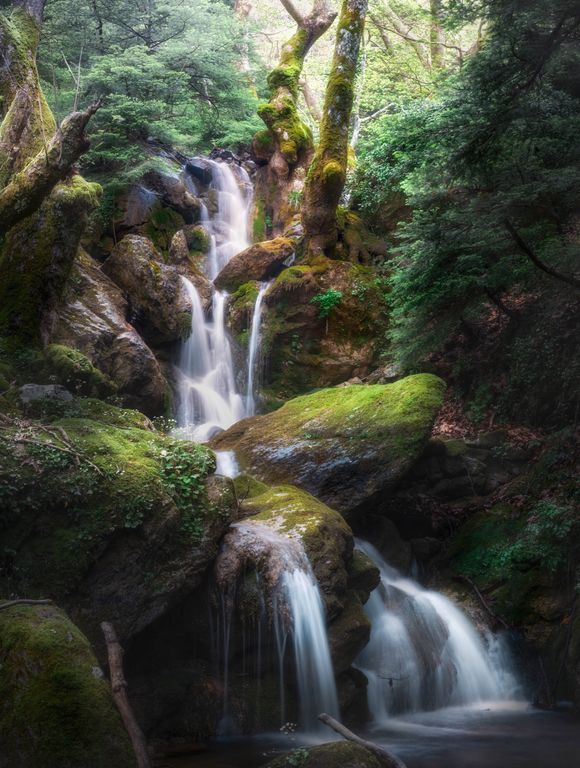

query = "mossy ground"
[0,604,135,768]
[264,741,388,768]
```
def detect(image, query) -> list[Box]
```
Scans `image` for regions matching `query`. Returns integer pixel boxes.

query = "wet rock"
[141,169,200,222]
[103,234,190,345]
[185,157,213,186]
[328,590,372,673]
[262,741,394,768]
[211,375,446,520]
[214,237,295,293]
[50,250,169,415]
[0,604,134,768]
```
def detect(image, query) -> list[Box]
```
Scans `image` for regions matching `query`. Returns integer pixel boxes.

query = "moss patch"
[45,344,116,398]
[0,604,135,768]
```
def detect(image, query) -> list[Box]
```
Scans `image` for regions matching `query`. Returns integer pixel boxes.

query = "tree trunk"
[430,0,446,69]
[0,0,100,346]
[252,0,336,236]
[302,0,369,258]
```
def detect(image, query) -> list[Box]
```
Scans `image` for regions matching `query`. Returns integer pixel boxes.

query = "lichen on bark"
[302,0,369,258]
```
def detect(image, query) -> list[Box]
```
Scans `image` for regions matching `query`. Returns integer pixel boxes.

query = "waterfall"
[175,158,265,440]
[355,540,520,721]
[281,568,340,729]
[214,522,339,734]
[246,282,269,417]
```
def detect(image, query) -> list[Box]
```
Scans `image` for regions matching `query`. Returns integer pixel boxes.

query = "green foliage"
[158,442,216,541]
[311,289,343,319]
[353,0,580,369]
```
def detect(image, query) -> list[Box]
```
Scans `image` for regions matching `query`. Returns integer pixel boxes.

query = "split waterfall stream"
[168,157,549,767]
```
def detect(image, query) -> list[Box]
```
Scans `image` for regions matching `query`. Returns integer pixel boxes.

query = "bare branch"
[505,219,580,291]
[279,0,304,25]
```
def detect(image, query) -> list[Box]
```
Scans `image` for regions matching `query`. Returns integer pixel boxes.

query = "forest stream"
[0,1,579,767]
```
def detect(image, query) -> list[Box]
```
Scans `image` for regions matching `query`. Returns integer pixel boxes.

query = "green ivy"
[311,289,343,319]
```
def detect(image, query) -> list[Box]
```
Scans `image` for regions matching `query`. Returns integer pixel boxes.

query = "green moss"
[231,281,260,313]
[264,741,387,768]
[145,203,184,252]
[186,224,211,253]
[45,344,116,397]
[253,197,267,241]
[233,474,269,499]
[0,403,218,598]
[0,604,135,768]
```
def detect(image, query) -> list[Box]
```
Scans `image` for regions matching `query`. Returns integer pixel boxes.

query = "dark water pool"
[165,703,580,768]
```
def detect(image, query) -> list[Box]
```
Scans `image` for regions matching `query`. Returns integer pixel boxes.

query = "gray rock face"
[50,250,169,415]
[19,384,73,404]
[103,234,190,345]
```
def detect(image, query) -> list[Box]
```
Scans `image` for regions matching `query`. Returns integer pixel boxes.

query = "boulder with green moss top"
[259,258,386,398]
[103,235,190,345]
[214,237,296,292]
[0,603,135,768]
[0,399,237,642]
[262,741,394,768]
[45,344,116,398]
[49,250,169,415]
[212,375,446,519]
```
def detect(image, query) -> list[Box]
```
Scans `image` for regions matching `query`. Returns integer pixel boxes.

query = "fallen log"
[101,621,152,768]
[318,713,407,768]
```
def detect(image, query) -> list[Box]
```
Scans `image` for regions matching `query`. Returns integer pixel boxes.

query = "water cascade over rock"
[214,520,339,733]
[355,540,520,720]
[174,158,268,441]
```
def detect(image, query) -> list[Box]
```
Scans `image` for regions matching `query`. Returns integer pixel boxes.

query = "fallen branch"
[318,713,407,768]
[455,574,510,630]
[101,622,152,768]
[0,598,53,612]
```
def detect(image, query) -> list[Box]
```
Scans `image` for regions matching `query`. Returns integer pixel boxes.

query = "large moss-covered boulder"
[214,237,295,292]
[263,742,394,768]
[0,399,237,642]
[258,258,386,398]
[212,375,446,519]
[103,235,189,345]
[50,250,169,416]
[0,604,135,768]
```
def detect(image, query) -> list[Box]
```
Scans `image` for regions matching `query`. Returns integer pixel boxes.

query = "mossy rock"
[262,741,394,768]
[212,375,446,519]
[261,259,387,399]
[0,604,135,768]
[214,238,295,293]
[45,344,116,398]
[0,400,236,641]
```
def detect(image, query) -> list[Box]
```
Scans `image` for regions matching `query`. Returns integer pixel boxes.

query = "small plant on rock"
[311,289,343,334]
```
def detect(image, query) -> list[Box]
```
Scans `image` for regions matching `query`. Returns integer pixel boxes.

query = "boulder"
[50,250,169,416]
[0,400,237,643]
[19,383,73,405]
[214,237,295,293]
[262,742,394,768]
[0,604,134,768]
[257,259,386,399]
[168,229,213,309]
[211,375,446,519]
[103,235,190,345]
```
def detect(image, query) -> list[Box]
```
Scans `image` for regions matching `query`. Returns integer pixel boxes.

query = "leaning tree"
[0,0,100,346]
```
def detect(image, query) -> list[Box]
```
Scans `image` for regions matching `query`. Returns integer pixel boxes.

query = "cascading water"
[174,158,267,441]
[245,282,269,417]
[214,521,339,734]
[355,540,520,722]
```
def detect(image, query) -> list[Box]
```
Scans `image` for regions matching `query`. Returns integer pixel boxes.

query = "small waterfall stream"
[175,158,266,441]
[355,540,520,721]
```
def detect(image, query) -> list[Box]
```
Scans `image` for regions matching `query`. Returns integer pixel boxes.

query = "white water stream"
[175,158,266,442]
[355,540,520,721]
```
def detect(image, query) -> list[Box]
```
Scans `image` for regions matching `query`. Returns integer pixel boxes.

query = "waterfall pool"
[163,707,580,768]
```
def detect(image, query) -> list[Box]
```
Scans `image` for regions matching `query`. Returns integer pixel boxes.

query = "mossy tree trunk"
[0,0,101,346]
[252,0,336,237]
[301,0,368,258]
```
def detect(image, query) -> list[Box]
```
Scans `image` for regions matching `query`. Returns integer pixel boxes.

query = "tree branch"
[279,0,304,25]
[505,219,580,290]
[0,99,101,234]
[318,713,407,768]
[376,0,431,69]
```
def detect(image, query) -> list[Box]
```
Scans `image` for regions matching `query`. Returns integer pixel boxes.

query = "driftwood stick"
[101,621,152,768]
[0,598,53,612]
[318,713,407,768]
[455,574,509,630]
